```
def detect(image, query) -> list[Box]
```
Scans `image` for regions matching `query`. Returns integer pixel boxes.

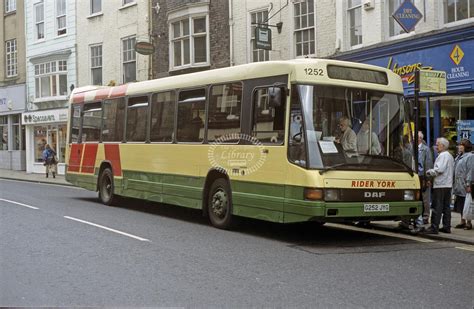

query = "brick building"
[151,0,230,77]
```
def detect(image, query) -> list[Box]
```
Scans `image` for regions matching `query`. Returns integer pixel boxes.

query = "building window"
[123,0,135,5]
[34,60,68,98]
[170,16,209,69]
[12,114,21,150]
[348,0,362,46]
[35,2,45,40]
[122,36,136,83]
[91,0,101,14]
[250,10,270,62]
[445,0,474,23]
[388,0,405,37]
[56,0,67,35]
[6,39,17,77]
[294,0,315,56]
[90,44,103,85]
[5,0,16,13]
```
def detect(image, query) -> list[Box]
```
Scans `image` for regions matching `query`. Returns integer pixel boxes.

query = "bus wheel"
[99,168,115,206]
[208,178,233,229]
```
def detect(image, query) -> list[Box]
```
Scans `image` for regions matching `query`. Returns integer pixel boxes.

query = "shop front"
[23,108,68,175]
[335,26,474,153]
[0,84,26,170]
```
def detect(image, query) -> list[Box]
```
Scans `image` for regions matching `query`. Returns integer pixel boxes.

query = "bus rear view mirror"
[268,87,282,107]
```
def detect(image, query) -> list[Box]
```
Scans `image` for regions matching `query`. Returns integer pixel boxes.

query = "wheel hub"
[211,190,227,218]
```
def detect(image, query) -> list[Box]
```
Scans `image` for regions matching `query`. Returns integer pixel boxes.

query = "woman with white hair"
[425,137,454,234]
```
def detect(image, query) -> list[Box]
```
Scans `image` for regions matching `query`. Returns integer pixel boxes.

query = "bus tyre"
[208,178,233,229]
[99,168,115,206]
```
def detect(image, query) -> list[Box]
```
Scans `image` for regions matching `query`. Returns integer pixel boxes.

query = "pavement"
[1,168,472,245]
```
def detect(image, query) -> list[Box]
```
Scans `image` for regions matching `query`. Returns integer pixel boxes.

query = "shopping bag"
[463,192,473,221]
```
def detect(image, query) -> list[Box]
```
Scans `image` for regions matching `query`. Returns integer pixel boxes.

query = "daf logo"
[364,192,386,198]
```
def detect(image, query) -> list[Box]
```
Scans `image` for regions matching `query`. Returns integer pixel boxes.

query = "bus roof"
[71,59,403,104]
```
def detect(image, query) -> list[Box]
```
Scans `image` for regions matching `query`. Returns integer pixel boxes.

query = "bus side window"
[207,83,242,142]
[177,88,206,143]
[252,87,286,145]
[102,98,126,142]
[150,91,175,143]
[126,96,148,142]
[82,102,102,142]
[71,105,82,143]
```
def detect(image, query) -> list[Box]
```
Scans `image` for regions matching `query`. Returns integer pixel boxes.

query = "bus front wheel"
[99,168,115,206]
[208,178,233,229]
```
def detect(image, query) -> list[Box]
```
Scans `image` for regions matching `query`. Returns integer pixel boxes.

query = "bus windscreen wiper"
[359,154,414,176]
[318,162,371,175]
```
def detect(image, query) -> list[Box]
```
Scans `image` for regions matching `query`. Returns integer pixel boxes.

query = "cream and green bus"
[66,59,421,229]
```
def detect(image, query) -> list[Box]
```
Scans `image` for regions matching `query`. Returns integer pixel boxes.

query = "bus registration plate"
[364,203,389,212]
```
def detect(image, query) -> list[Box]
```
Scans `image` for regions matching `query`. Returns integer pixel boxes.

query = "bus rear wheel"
[99,168,115,206]
[208,178,233,229]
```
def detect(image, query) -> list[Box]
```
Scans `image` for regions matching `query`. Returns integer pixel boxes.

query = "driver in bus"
[335,116,357,152]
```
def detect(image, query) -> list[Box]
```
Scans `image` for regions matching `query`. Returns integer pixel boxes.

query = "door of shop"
[47,129,59,161]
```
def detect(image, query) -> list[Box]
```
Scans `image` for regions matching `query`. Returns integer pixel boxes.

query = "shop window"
[150,91,175,143]
[102,98,126,142]
[252,88,286,145]
[34,126,48,162]
[294,0,315,56]
[177,89,205,143]
[0,116,8,150]
[126,96,148,142]
[12,115,20,150]
[207,83,242,142]
[347,0,362,46]
[444,0,474,23]
[251,10,270,62]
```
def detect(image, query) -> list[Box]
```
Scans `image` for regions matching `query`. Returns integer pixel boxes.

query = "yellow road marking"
[326,223,434,243]
[455,246,474,252]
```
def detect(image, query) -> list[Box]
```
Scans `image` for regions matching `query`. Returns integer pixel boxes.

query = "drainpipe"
[228,0,234,66]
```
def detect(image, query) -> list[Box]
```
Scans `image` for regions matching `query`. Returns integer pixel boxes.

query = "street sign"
[135,41,155,55]
[255,27,272,50]
[392,0,423,33]
[419,69,447,93]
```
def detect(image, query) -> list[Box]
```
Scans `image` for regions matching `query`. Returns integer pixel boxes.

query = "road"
[1,179,473,307]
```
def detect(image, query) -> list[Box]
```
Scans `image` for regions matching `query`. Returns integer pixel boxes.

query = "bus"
[66,59,421,229]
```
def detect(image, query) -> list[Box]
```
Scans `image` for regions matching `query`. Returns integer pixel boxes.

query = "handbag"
[463,192,473,221]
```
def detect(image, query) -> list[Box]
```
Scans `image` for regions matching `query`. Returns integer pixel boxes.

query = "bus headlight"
[404,190,415,201]
[324,189,339,201]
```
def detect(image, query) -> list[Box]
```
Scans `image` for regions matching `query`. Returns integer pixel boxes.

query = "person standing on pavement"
[453,139,473,229]
[425,137,454,234]
[42,144,57,178]
[417,131,434,225]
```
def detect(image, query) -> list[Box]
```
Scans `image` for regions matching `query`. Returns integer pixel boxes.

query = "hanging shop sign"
[392,0,423,33]
[419,69,447,94]
[255,27,272,50]
[135,41,155,55]
[457,120,474,144]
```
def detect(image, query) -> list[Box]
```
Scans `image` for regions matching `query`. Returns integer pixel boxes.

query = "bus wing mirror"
[268,85,286,107]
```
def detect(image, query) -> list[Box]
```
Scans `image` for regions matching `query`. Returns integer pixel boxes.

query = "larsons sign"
[23,109,68,124]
